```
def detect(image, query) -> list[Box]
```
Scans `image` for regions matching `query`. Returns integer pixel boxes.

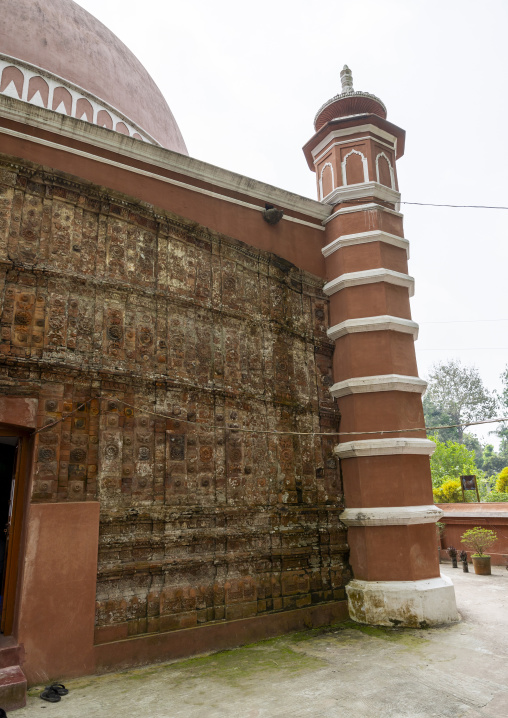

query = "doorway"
[0,428,30,636]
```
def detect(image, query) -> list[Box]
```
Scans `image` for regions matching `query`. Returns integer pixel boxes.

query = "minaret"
[303,67,458,626]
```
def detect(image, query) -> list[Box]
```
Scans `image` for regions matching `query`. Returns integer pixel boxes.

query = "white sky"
[76,0,508,444]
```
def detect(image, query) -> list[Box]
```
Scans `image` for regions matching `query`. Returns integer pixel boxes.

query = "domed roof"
[314,65,386,131]
[0,0,188,153]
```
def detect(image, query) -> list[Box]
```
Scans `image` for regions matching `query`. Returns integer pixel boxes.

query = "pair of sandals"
[40,683,69,702]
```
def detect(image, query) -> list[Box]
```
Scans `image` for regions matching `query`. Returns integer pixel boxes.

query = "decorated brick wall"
[0,156,349,642]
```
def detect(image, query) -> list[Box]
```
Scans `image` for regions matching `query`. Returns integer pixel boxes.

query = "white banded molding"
[334,438,436,459]
[323,268,415,297]
[310,124,398,161]
[330,374,427,399]
[322,181,400,208]
[340,505,443,527]
[327,315,418,341]
[0,97,330,225]
[322,230,409,258]
[323,202,403,225]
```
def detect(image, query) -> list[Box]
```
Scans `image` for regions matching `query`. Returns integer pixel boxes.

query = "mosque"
[0,0,457,709]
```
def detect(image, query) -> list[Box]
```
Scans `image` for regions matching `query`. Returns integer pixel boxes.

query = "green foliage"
[482,445,506,477]
[483,491,508,503]
[483,467,508,501]
[463,433,485,467]
[495,366,508,445]
[429,438,477,488]
[423,396,461,443]
[424,360,498,442]
[495,466,508,493]
[460,527,498,556]
[433,479,463,504]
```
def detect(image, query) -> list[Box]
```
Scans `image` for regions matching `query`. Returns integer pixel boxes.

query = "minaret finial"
[340,65,353,93]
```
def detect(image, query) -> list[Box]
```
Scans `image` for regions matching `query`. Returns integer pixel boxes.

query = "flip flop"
[40,687,61,703]
[47,683,69,696]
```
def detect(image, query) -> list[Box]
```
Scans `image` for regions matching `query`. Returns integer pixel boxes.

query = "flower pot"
[472,555,491,575]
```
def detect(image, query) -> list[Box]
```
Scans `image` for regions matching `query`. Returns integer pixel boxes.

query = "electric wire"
[401,201,508,210]
[32,395,508,439]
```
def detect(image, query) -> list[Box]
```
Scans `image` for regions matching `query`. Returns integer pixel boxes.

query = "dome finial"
[340,65,354,93]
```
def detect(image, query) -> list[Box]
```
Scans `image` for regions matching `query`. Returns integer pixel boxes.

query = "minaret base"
[346,574,459,627]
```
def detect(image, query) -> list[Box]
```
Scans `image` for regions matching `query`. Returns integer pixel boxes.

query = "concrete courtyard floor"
[16,564,508,717]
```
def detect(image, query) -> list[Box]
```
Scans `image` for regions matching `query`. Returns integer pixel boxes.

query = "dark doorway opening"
[0,427,31,637]
[0,438,18,629]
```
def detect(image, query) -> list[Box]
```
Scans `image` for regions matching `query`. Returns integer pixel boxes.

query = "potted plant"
[460,527,498,575]
[459,550,469,573]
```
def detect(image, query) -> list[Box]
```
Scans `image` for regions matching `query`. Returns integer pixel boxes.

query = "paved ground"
[15,564,508,717]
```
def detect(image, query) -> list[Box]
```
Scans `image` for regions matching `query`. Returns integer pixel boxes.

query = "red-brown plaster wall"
[0,398,38,429]
[332,331,418,382]
[0,126,327,278]
[329,284,412,326]
[342,455,434,508]
[17,502,100,684]
[438,503,508,565]
[348,524,440,582]
[325,242,408,280]
[324,208,404,240]
[337,392,426,437]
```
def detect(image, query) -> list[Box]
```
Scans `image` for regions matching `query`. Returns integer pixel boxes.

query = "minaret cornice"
[302,113,406,170]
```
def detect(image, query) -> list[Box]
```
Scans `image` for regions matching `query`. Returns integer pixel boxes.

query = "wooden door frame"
[0,425,32,636]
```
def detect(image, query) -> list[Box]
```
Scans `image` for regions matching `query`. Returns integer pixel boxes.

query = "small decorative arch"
[75,97,94,123]
[319,162,334,200]
[27,76,49,108]
[0,66,24,99]
[97,110,113,130]
[376,152,395,189]
[115,122,130,136]
[52,86,73,115]
[341,148,369,186]
[133,133,144,141]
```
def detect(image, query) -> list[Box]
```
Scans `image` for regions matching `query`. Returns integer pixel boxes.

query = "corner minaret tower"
[304,67,458,626]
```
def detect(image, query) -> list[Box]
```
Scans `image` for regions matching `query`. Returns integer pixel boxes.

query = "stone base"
[346,574,459,628]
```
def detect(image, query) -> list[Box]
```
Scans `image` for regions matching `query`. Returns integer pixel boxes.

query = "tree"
[481,444,506,478]
[495,366,508,449]
[429,437,477,488]
[424,360,498,443]
[463,433,484,467]
[483,466,508,502]
[433,479,463,504]
[495,467,508,493]
[422,396,461,443]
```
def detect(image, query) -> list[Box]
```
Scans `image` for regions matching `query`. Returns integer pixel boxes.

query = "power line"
[418,347,508,351]
[33,395,508,439]
[421,318,508,325]
[401,201,508,210]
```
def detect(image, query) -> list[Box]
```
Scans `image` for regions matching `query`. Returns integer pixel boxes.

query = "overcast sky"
[76,0,508,444]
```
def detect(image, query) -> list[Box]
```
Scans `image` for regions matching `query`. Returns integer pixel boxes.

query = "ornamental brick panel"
[0,156,349,640]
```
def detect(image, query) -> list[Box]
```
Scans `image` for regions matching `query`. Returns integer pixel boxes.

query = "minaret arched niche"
[319,161,335,200]
[376,151,396,190]
[341,148,369,186]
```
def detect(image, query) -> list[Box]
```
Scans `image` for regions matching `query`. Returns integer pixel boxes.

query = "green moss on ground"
[27,618,432,698]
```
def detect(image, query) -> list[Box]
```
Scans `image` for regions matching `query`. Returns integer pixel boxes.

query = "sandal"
[47,683,69,696]
[40,687,61,702]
